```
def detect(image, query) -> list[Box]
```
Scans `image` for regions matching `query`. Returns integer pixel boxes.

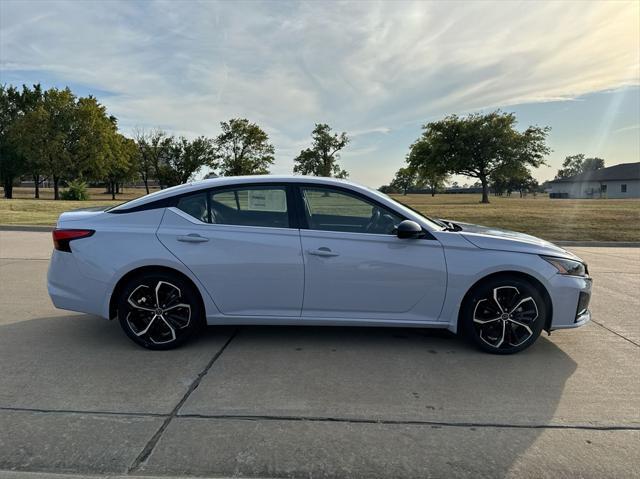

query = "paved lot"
[0,231,638,479]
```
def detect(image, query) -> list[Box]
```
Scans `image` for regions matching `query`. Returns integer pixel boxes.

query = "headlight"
[541,256,588,277]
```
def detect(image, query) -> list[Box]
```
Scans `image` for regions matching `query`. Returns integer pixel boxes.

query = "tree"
[1,84,42,198]
[293,123,349,178]
[14,87,98,200]
[556,154,604,179]
[134,129,172,193]
[406,139,449,196]
[156,136,217,187]
[14,88,78,200]
[70,96,119,184]
[408,111,550,203]
[14,85,43,197]
[389,167,418,195]
[0,85,20,198]
[491,163,538,197]
[104,133,138,199]
[214,118,274,176]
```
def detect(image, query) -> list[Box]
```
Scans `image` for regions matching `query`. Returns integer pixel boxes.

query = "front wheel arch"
[109,265,206,322]
[458,271,553,333]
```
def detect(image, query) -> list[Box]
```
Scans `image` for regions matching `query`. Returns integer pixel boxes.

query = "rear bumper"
[47,250,108,318]
[548,274,593,330]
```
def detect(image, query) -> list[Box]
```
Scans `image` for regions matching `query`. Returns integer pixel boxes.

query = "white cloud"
[613,124,640,134]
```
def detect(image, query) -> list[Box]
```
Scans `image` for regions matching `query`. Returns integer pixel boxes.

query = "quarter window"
[176,193,208,223]
[301,187,402,234]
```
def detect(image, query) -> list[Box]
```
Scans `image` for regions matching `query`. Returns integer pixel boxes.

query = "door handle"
[177,234,209,243]
[308,247,339,257]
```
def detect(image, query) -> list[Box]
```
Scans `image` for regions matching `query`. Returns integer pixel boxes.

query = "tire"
[117,271,204,350]
[461,275,546,354]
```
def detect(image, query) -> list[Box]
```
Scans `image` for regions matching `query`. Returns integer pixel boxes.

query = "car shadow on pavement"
[0,315,578,478]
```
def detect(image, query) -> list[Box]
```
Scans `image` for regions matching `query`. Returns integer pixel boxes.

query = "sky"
[1,0,639,187]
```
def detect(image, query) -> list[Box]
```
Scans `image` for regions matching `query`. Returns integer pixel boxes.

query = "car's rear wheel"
[117,272,204,350]
[461,276,546,354]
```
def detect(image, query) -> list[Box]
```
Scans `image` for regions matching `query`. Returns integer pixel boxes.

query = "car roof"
[109,175,367,212]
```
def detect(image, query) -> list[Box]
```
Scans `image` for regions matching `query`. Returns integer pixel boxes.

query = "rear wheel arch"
[109,265,206,321]
[459,271,553,332]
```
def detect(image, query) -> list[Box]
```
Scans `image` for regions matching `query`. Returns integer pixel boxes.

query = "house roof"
[549,162,640,183]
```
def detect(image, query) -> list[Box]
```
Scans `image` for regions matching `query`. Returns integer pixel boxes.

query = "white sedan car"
[47,176,592,354]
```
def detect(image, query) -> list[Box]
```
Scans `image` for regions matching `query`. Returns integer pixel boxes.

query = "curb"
[0,225,53,232]
[555,241,640,248]
[0,472,245,479]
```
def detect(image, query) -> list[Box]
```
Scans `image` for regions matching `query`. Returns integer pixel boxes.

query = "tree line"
[2,84,604,204]
[0,84,351,199]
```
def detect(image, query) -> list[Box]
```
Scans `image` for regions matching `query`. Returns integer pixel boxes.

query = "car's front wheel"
[461,276,546,354]
[117,272,203,350]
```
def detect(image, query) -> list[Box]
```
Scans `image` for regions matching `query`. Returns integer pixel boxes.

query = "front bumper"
[548,274,593,330]
[552,309,591,329]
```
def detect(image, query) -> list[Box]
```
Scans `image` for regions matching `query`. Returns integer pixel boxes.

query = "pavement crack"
[2,406,636,432]
[176,413,640,431]
[590,319,640,348]
[0,406,165,418]
[0,257,49,261]
[126,328,240,474]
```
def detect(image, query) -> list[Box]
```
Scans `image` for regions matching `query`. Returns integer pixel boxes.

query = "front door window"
[301,187,401,235]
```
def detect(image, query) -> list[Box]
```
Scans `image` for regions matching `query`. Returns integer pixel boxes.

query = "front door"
[298,186,447,321]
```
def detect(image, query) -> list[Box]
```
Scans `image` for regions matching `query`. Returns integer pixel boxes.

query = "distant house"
[547,162,640,199]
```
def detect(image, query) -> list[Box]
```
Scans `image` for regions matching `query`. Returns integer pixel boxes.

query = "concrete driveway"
[0,231,638,478]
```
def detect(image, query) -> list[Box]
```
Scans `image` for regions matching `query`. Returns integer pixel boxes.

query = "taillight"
[52,229,95,252]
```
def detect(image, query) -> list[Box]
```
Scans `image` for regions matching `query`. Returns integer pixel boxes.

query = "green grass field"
[391,194,640,242]
[1,187,639,241]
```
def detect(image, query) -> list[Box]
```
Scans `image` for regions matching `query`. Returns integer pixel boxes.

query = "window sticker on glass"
[247,189,287,212]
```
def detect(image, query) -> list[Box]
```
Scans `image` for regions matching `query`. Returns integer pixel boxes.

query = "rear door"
[297,185,447,321]
[157,185,304,317]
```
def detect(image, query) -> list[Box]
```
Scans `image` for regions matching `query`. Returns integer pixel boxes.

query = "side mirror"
[396,220,425,239]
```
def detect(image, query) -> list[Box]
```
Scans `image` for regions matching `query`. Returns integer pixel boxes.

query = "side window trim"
[291,185,309,230]
[285,185,301,229]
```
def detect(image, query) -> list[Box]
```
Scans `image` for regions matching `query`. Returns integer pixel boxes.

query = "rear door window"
[210,187,289,228]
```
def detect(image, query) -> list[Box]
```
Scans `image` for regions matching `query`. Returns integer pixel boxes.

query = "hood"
[446,220,582,261]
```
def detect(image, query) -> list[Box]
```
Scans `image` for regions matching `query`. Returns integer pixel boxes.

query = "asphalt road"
[0,231,638,479]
